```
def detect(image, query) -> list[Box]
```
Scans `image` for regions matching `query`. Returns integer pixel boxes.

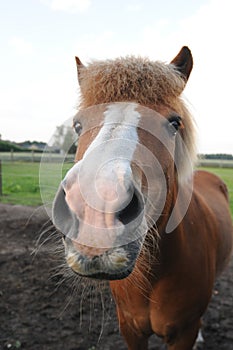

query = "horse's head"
[52,47,196,280]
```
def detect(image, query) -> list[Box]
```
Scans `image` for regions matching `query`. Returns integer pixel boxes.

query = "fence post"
[0,160,2,196]
[11,148,14,162]
[31,150,34,162]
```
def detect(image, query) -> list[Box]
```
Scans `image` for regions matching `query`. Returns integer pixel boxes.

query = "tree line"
[199,154,233,160]
[0,125,76,154]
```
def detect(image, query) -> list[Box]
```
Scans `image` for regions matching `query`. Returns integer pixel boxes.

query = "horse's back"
[193,170,233,273]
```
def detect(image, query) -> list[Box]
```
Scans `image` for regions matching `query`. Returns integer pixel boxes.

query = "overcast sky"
[1,0,233,154]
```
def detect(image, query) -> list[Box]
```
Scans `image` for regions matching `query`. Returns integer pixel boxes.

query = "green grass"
[0,161,72,206]
[0,162,41,206]
[0,162,232,217]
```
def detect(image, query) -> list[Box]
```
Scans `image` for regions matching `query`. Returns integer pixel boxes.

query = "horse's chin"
[63,237,142,280]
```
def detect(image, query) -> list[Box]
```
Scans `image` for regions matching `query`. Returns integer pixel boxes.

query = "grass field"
[0,162,233,217]
[0,161,72,206]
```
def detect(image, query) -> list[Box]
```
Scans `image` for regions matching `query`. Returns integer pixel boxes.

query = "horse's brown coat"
[110,170,232,349]
[54,47,233,349]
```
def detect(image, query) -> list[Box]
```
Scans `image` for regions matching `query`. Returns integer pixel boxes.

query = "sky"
[0,0,233,154]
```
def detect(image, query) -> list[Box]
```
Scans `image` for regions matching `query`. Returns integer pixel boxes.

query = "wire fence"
[1,151,233,166]
[197,158,233,168]
[0,151,74,163]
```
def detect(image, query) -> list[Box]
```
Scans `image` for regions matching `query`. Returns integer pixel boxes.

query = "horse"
[52,47,233,349]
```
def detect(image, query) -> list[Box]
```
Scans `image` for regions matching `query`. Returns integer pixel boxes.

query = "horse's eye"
[73,121,82,135]
[168,116,183,135]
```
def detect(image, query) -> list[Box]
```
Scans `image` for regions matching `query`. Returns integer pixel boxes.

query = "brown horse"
[52,47,233,349]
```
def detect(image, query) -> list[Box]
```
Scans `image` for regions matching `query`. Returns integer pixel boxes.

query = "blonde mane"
[78,56,197,180]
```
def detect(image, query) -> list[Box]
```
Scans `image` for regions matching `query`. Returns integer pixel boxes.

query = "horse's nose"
[62,160,138,219]
[52,167,144,256]
[63,175,142,227]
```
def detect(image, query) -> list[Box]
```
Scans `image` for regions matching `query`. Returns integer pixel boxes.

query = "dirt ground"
[0,203,233,350]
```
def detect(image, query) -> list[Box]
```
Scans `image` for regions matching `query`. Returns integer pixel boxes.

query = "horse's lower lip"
[65,238,142,280]
[66,251,136,280]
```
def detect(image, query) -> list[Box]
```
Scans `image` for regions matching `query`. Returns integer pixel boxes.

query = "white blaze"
[64,102,141,187]
[83,102,141,159]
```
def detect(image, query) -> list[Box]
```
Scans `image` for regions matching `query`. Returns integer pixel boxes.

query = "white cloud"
[43,0,91,13]
[8,36,34,56]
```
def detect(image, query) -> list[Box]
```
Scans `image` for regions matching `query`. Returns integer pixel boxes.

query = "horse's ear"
[170,46,193,82]
[75,56,85,83]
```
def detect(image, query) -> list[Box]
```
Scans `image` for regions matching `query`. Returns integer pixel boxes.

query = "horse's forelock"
[78,56,186,108]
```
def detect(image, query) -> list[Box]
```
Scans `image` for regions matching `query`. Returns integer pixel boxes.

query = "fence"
[0,160,2,196]
[0,151,74,163]
[1,151,233,167]
[197,159,233,168]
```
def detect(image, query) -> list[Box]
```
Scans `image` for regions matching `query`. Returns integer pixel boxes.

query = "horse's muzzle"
[52,180,146,280]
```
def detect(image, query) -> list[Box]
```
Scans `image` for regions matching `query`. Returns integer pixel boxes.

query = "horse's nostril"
[117,190,143,225]
[61,178,67,191]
